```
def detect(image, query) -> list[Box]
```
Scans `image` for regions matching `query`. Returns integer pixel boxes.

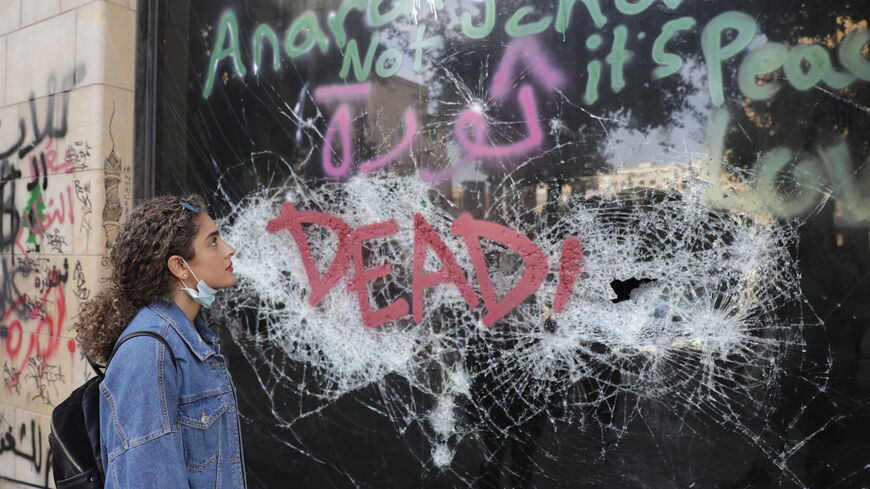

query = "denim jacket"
[99,301,247,488]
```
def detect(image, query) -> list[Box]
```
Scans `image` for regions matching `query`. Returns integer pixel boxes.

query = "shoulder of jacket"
[111,309,186,364]
[124,307,188,343]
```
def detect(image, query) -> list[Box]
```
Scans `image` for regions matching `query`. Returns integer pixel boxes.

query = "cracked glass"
[146,0,870,487]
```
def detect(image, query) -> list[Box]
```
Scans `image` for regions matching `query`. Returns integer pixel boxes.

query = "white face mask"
[179,258,217,308]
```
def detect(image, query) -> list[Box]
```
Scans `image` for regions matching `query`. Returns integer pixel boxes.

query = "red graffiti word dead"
[267,203,582,328]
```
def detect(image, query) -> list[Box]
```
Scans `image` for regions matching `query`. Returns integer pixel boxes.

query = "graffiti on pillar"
[0,160,22,250]
[0,66,85,161]
[0,412,52,487]
[102,149,122,249]
[0,74,94,489]
[72,260,90,305]
[74,179,93,239]
[1,258,69,396]
[0,67,88,256]
[20,140,76,254]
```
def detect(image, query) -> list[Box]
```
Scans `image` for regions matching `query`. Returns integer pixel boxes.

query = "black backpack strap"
[108,331,177,371]
[86,353,107,379]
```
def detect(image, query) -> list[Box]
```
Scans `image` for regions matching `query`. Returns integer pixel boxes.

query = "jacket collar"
[146,300,220,361]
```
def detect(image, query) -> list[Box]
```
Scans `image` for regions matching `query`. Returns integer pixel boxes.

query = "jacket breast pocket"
[177,394,227,471]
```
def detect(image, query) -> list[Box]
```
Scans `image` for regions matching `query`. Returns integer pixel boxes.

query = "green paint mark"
[368,0,412,27]
[202,11,246,99]
[410,25,443,72]
[460,0,495,39]
[616,0,684,13]
[783,44,832,91]
[252,24,281,75]
[586,34,602,50]
[328,0,366,50]
[821,65,857,90]
[701,11,757,106]
[637,32,646,40]
[605,25,632,94]
[822,66,858,90]
[584,60,602,104]
[703,109,729,196]
[376,48,403,78]
[505,6,553,37]
[340,32,380,82]
[23,186,45,246]
[284,10,330,58]
[651,17,696,80]
[737,42,786,100]
[755,147,822,216]
[703,109,765,214]
[615,0,654,15]
[556,0,607,36]
[839,29,870,81]
[819,141,870,224]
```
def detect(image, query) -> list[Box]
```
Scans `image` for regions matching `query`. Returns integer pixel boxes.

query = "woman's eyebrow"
[205,230,220,240]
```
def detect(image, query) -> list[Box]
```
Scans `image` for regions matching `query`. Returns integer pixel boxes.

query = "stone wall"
[0,1,137,487]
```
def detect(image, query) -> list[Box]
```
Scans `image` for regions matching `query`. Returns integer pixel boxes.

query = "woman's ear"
[167,255,190,281]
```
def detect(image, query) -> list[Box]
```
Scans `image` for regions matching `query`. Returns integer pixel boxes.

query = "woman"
[74,195,247,488]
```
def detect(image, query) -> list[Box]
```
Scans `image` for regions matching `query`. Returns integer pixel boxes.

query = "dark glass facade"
[139,1,870,486]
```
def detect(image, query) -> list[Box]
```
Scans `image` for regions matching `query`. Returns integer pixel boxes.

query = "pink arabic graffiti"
[314,37,563,180]
[421,36,564,182]
[316,83,418,177]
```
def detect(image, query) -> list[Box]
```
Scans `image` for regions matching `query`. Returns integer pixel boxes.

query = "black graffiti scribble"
[64,140,91,172]
[0,65,86,161]
[0,257,71,320]
[24,354,65,406]
[26,257,69,294]
[0,258,70,322]
[0,257,24,315]
[103,150,122,248]
[73,260,90,303]
[0,419,46,477]
[26,151,48,192]
[45,229,67,253]
[2,362,22,396]
[47,259,69,288]
[0,385,53,487]
[20,293,47,321]
[103,102,123,248]
[0,159,21,250]
[74,179,92,235]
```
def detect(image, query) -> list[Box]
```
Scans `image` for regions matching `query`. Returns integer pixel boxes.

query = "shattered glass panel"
[148,0,870,486]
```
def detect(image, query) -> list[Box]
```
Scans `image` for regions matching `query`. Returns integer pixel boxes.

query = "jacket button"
[201,409,208,424]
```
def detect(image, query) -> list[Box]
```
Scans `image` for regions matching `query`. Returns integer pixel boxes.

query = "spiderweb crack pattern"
[217,174,816,486]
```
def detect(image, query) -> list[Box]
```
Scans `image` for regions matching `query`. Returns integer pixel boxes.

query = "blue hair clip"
[180,201,199,212]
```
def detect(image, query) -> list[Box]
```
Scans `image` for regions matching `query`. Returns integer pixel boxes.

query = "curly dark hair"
[74,194,207,363]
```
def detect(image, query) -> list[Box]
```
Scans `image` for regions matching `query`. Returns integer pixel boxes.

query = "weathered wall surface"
[0,1,136,487]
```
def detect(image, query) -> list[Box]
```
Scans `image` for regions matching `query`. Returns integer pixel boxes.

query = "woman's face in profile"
[185,213,237,289]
